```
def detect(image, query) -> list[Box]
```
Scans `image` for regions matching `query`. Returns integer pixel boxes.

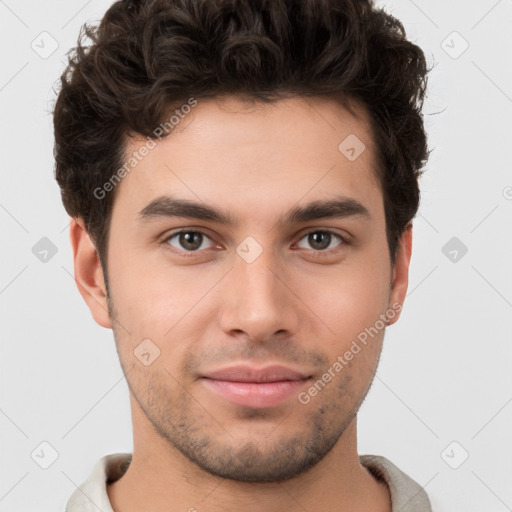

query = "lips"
[200,364,312,408]
[201,364,311,383]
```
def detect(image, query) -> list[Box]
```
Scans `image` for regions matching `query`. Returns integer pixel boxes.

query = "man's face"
[96,96,408,482]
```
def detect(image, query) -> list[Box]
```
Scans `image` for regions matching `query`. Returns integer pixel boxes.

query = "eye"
[162,228,347,257]
[164,230,216,253]
[295,230,346,252]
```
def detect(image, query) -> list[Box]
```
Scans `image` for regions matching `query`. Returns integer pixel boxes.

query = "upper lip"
[201,364,311,383]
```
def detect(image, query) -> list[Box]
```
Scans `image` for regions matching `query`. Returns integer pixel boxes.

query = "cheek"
[108,248,180,324]
[108,261,212,373]
[294,263,390,343]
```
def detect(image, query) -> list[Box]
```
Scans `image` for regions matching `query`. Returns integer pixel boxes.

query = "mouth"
[199,364,313,408]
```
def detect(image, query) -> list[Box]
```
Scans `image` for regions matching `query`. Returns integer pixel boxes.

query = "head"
[54,0,429,482]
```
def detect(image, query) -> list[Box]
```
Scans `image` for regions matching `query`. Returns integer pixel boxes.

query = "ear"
[69,217,112,329]
[387,223,413,326]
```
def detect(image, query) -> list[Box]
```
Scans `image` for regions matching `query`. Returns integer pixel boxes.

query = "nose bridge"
[219,237,298,341]
[239,251,280,304]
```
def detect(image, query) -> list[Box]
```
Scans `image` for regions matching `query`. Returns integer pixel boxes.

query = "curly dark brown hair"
[53,0,430,279]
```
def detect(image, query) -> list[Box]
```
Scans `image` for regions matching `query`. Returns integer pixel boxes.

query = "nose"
[218,243,300,343]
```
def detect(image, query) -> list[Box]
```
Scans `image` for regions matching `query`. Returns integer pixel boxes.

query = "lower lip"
[201,378,310,408]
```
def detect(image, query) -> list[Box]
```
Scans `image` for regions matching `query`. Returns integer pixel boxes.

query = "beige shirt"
[65,453,432,512]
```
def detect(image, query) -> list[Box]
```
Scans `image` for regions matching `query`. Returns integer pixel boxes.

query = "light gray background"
[1,0,511,510]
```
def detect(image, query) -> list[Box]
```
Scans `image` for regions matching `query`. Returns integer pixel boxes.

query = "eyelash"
[162,229,348,258]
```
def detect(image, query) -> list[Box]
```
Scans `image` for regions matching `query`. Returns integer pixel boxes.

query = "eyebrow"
[136,195,371,227]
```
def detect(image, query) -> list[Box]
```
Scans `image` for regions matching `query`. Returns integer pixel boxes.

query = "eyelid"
[162,227,349,256]
[292,228,347,253]
[163,228,219,255]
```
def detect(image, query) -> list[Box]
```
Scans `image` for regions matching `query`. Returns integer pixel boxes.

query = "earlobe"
[69,217,112,329]
[387,223,413,327]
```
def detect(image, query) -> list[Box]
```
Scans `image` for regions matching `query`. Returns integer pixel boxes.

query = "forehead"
[114,95,382,226]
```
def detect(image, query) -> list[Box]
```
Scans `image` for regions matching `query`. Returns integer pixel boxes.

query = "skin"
[70,95,413,512]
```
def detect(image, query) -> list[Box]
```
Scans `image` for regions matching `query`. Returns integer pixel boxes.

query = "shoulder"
[65,453,132,512]
[360,454,432,512]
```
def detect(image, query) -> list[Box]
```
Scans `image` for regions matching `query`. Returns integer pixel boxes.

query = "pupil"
[181,232,201,250]
[310,232,330,250]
